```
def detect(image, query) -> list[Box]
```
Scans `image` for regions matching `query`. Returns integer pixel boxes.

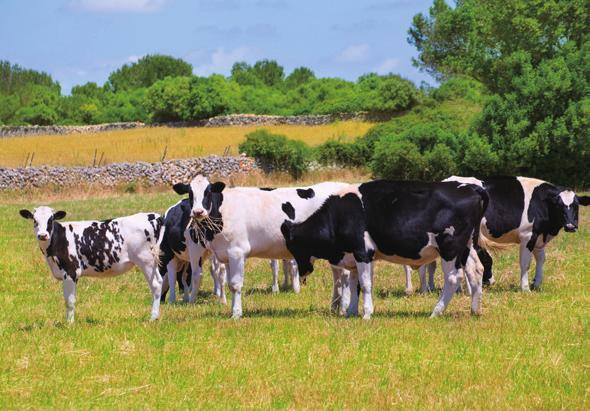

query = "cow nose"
[37,234,49,241]
[193,210,205,218]
[565,224,577,232]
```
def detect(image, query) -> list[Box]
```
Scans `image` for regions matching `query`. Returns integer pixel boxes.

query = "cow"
[433,176,590,291]
[159,198,300,304]
[19,206,163,322]
[159,198,228,304]
[172,176,349,318]
[280,180,489,319]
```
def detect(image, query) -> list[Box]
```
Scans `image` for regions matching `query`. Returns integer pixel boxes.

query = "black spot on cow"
[144,229,151,242]
[296,188,315,199]
[282,202,295,220]
[259,187,276,191]
[69,225,73,232]
[482,176,524,239]
[74,220,124,273]
[159,199,192,272]
[46,222,80,281]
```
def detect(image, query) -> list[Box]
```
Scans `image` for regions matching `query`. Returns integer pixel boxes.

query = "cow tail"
[154,216,167,271]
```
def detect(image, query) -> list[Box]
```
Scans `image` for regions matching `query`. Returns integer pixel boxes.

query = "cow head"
[549,190,590,233]
[173,175,225,221]
[19,206,66,243]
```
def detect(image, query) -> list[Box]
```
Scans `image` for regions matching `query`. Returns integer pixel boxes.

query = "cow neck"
[45,221,65,257]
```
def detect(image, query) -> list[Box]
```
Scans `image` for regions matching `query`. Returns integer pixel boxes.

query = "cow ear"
[173,183,190,195]
[210,182,226,193]
[53,211,66,220]
[19,209,33,219]
[578,195,590,206]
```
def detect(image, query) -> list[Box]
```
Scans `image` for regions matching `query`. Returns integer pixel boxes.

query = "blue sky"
[0,0,435,93]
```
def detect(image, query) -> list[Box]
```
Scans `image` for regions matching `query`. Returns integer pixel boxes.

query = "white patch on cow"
[559,190,575,207]
[444,176,484,187]
[517,177,545,230]
[443,226,455,236]
[363,231,376,251]
[189,175,212,218]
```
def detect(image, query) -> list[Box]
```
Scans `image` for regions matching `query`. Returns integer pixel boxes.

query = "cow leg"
[181,265,191,303]
[428,261,436,292]
[478,248,495,286]
[464,248,483,315]
[404,265,413,295]
[290,260,301,294]
[431,258,460,317]
[330,266,343,314]
[187,242,204,304]
[337,268,351,316]
[210,260,219,298]
[519,243,533,292]
[218,263,228,305]
[531,248,546,290]
[346,268,360,317]
[282,259,290,289]
[63,275,77,323]
[166,260,178,304]
[137,260,163,320]
[160,272,169,303]
[270,259,280,293]
[357,262,373,320]
[418,265,427,293]
[227,253,245,319]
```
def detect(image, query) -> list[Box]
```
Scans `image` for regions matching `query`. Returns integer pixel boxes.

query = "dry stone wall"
[0,113,384,138]
[0,156,258,190]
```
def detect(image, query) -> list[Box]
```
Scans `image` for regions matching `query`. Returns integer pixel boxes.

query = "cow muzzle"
[37,233,49,241]
[192,209,207,220]
[564,224,577,232]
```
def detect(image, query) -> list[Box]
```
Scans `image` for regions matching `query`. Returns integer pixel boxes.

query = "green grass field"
[0,191,588,409]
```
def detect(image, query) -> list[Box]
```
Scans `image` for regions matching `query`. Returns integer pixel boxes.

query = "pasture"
[0,121,373,167]
[0,190,588,409]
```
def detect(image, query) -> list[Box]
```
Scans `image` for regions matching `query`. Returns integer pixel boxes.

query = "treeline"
[241,0,590,187]
[0,55,419,126]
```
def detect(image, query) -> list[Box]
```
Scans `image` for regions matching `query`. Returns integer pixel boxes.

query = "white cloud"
[375,58,400,74]
[70,0,168,13]
[192,47,259,76]
[336,44,370,63]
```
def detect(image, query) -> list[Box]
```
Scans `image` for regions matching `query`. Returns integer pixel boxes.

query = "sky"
[0,0,435,93]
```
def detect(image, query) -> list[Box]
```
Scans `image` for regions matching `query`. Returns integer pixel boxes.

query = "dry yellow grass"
[0,121,374,167]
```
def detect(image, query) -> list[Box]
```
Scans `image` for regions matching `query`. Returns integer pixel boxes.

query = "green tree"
[252,59,285,87]
[107,55,192,92]
[285,67,315,89]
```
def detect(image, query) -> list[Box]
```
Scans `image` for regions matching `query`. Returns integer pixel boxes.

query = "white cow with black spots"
[171,176,349,318]
[20,207,164,322]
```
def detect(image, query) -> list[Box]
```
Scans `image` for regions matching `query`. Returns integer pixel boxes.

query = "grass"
[0,121,374,168]
[1,190,589,409]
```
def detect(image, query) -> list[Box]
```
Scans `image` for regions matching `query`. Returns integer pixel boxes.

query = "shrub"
[371,139,425,180]
[239,129,311,179]
[316,138,371,168]
[15,104,58,125]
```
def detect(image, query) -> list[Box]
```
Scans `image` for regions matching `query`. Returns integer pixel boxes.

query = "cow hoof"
[271,285,279,293]
[521,287,531,293]
[362,313,372,320]
[531,283,541,291]
[405,288,414,295]
[346,309,359,318]
[231,312,242,320]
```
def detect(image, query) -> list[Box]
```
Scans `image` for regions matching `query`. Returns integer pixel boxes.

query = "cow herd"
[19,175,589,323]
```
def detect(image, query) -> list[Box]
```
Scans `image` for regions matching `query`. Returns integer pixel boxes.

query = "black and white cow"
[172,176,349,318]
[159,198,299,304]
[280,180,489,318]
[437,176,590,291]
[19,206,163,322]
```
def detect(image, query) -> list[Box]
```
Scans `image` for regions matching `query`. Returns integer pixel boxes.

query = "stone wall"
[0,122,144,138]
[0,112,386,138]
[0,156,259,190]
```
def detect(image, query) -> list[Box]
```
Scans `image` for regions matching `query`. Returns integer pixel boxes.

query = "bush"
[371,139,426,180]
[316,138,371,168]
[15,104,58,125]
[239,129,311,179]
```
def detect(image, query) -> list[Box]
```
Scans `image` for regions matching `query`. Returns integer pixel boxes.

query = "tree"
[408,0,590,92]
[107,54,192,92]
[230,62,260,86]
[285,67,315,89]
[252,59,284,87]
